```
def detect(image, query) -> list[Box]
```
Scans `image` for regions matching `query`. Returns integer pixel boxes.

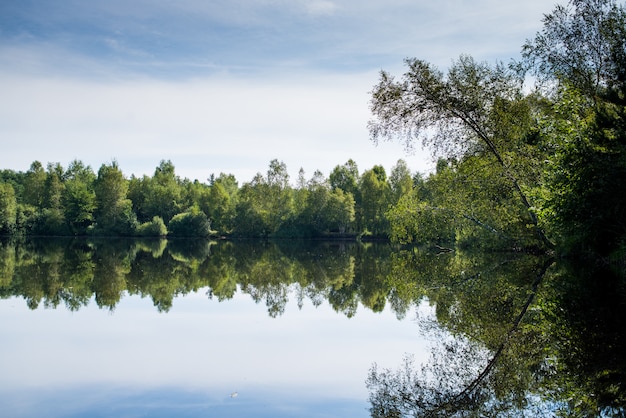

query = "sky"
[0,289,436,417]
[0,0,558,184]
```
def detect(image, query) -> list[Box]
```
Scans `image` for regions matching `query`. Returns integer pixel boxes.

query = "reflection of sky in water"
[0,288,432,417]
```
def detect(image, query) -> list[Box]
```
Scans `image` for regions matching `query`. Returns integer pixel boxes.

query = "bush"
[168,208,212,237]
[136,216,167,237]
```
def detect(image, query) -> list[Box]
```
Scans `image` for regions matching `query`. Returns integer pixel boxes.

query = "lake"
[1,238,625,416]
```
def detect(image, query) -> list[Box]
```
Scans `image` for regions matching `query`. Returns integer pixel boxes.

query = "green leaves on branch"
[369,0,626,254]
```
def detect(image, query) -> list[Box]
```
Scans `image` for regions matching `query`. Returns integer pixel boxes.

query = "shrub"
[168,208,211,237]
[136,216,167,237]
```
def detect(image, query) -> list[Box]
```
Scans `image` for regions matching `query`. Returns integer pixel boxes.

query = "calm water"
[0,238,433,417]
[1,238,625,417]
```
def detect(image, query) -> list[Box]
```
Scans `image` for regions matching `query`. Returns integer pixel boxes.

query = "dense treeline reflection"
[0,237,403,317]
[366,249,626,416]
[2,238,625,414]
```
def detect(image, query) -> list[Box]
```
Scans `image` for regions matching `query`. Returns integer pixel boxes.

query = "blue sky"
[0,0,556,183]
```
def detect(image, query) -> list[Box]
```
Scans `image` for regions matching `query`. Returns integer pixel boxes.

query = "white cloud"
[0,70,431,183]
[304,0,338,16]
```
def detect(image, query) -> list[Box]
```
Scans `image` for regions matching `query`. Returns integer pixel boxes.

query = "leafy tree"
[35,163,69,235]
[93,161,137,235]
[389,159,413,204]
[521,0,626,103]
[233,161,295,237]
[387,191,455,245]
[22,161,46,209]
[130,160,184,224]
[0,169,24,202]
[326,188,356,234]
[369,54,554,249]
[293,168,310,216]
[359,165,392,236]
[234,173,272,237]
[209,173,239,233]
[265,159,294,233]
[522,0,626,255]
[330,160,361,230]
[206,175,238,234]
[149,160,184,222]
[299,171,332,236]
[62,160,96,234]
[266,159,290,189]
[330,159,360,197]
[0,182,17,234]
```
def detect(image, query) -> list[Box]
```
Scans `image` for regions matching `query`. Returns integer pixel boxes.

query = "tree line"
[0,157,421,239]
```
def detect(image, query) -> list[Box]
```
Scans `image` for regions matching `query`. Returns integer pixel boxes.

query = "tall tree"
[22,161,46,209]
[37,162,68,235]
[63,160,96,234]
[369,55,554,249]
[94,161,136,235]
[0,182,17,234]
[329,159,360,198]
[326,188,356,234]
[521,0,626,103]
[522,0,626,254]
[389,159,414,204]
[359,166,392,236]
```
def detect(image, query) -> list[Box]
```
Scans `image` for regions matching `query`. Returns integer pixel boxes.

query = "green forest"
[2,0,626,261]
[0,157,416,240]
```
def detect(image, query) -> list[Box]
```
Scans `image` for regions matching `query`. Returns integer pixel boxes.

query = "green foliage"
[369,54,553,249]
[522,0,626,255]
[16,204,38,232]
[326,188,356,234]
[363,1,626,415]
[0,238,401,317]
[136,216,168,237]
[0,182,17,234]
[63,178,96,234]
[521,0,626,102]
[61,161,97,235]
[0,157,418,239]
[387,193,455,244]
[330,159,360,199]
[368,0,626,255]
[389,159,413,204]
[93,161,137,236]
[167,207,212,237]
[22,161,46,209]
[129,160,184,224]
[359,166,392,236]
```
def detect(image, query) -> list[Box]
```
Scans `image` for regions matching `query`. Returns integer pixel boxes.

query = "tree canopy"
[369,0,626,257]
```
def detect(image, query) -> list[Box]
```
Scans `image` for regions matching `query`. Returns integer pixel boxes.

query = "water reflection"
[1,238,625,416]
[367,248,626,417]
[0,238,400,317]
[0,237,432,418]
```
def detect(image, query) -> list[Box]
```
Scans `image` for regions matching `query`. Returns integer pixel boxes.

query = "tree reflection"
[2,237,624,412]
[0,237,405,317]
[366,248,626,416]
